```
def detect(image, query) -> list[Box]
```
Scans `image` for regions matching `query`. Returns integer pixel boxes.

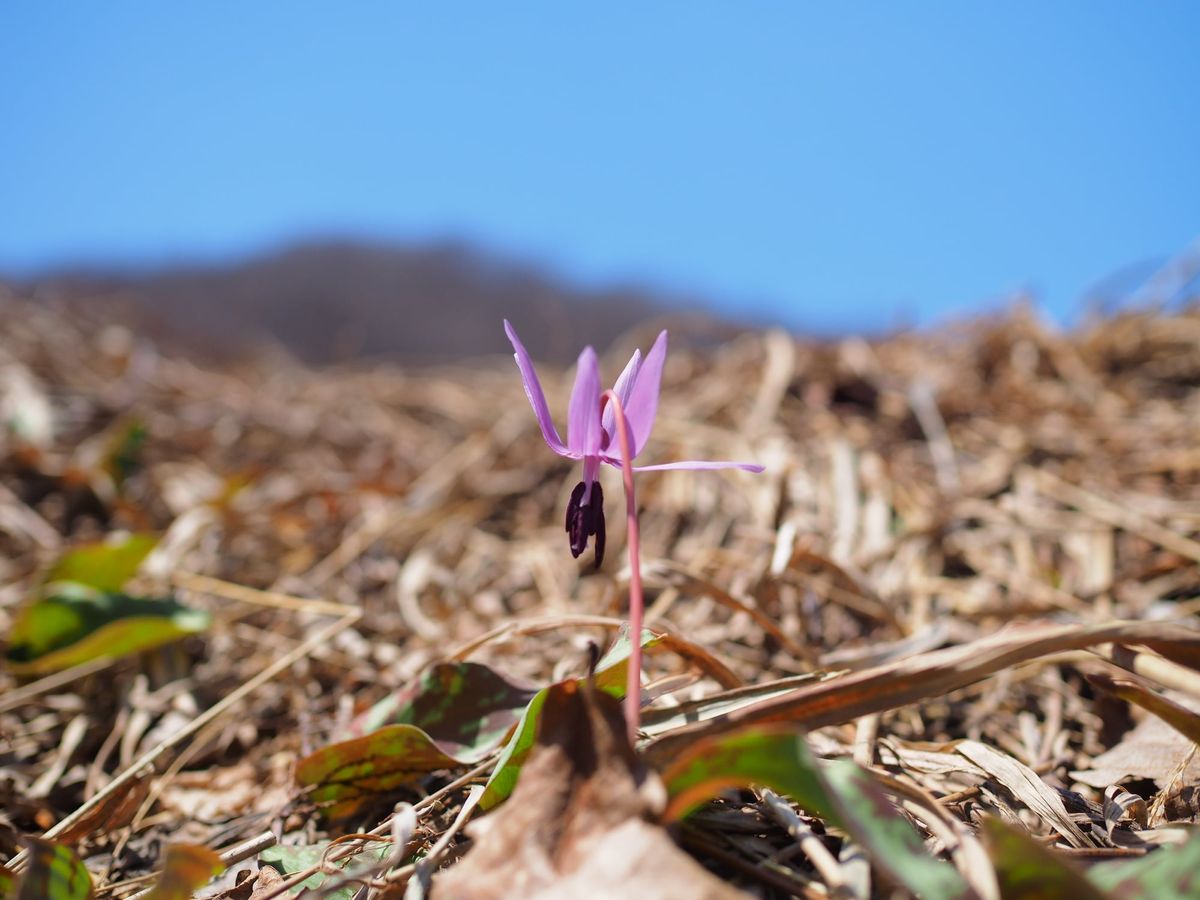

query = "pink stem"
[600,389,643,746]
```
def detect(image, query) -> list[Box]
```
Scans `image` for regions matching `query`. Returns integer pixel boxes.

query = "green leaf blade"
[660,725,971,899]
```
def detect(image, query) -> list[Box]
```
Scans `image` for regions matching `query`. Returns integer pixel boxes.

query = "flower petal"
[619,459,765,473]
[621,330,668,457]
[567,346,602,455]
[504,319,568,455]
[601,348,641,447]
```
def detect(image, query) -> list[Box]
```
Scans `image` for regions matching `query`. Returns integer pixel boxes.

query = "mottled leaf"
[5,587,210,676]
[259,840,392,900]
[41,533,158,593]
[14,838,93,900]
[982,817,1110,899]
[351,660,537,747]
[660,725,971,899]
[1089,829,1200,896]
[299,627,659,818]
[297,725,465,819]
[301,662,537,818]
[660,724,831,823]
[143,844,224,899]
[478,625,659,811]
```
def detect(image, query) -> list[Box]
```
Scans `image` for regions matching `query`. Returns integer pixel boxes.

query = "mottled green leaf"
[1089,829,1200,897]
[660,723,831,822]
[477,626,659,811]
[301,662,537,819]
[660,725,971,899]
[297,725,464,819]
[260,840,392,899]
[982,817,1110,899]
[13,838,93,900]
[143,844,224,900]
[41,533,158,593]
[4,533,208,675]
[299,627,659,818]
[352,660,537,748]
[5,588,210,676]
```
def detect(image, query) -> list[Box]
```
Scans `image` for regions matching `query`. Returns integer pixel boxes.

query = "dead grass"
[1,289,1199,897]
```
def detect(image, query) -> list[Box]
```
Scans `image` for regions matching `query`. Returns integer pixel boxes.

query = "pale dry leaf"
[436,679,746,900]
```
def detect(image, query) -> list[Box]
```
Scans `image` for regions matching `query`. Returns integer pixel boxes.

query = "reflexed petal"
[617,458,766,473]
[601,348,641,446]
[622,330,667,457]
[504,320,568,455]
[567,346,602,455]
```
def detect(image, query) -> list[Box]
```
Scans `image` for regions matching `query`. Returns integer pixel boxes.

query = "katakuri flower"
[504,319,765,565]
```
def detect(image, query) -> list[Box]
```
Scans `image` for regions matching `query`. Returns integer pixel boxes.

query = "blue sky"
[1,2,1197,331]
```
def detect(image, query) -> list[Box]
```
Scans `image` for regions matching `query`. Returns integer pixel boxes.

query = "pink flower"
[504,320,764,565]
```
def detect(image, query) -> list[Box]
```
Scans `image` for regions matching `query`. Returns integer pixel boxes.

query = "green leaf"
[101,419,147,487]
[260,841,392,899]
[296,725,469,819]
[298,627,660,819]
[4,533,206,675]
[5,588,210,676]
[982,817,1111,899]
[41,533,158,593]
[477,625,659,811]
[660,722,832,822]
[352,661,537,745]
[300,661,537,819]
[659,724,971,899]
[13,838,93,900]
[0,867,15,899]
[823,759,972,899]
[143,845,224,900]
[1089,830,1200,897]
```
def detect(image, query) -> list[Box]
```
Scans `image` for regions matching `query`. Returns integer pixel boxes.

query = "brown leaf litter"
[1,288,1199,896]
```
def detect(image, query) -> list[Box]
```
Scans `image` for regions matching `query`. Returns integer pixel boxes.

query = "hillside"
[12,241,746,366]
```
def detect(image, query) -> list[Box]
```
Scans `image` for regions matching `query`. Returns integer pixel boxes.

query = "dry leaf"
[436,679,746,899]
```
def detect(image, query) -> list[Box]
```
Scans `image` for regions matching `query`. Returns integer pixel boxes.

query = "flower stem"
[600,389,643,746]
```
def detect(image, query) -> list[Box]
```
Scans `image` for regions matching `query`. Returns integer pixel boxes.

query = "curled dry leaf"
[1103,785,1148,836]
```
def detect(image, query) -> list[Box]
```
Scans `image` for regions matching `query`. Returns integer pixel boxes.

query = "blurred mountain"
[7,241,743,365]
